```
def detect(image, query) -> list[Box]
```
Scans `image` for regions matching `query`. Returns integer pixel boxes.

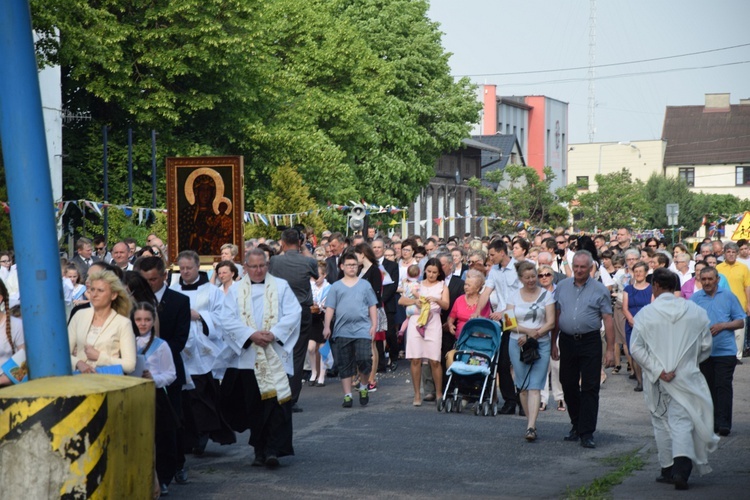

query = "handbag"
[374,306,388,341]
[520,337,541,365]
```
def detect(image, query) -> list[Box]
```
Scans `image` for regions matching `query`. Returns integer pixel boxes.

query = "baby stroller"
[438,318,502,416]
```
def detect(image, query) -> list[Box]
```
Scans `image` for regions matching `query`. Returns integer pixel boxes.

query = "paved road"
[172,357,750,499]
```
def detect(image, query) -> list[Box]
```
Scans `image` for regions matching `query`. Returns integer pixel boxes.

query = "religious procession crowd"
[1,224,748,494]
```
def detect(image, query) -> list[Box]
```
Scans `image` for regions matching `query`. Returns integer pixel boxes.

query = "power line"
[498,60,750,87]
[456,42,750,78]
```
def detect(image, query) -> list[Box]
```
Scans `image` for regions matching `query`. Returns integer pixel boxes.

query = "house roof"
[662,104,750,166]
[470,134,525,171]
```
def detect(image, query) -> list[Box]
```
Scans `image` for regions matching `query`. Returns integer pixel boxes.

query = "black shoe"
[673,474,689,490]
[292,404,303,413]
[265,455,280,468]
[174,468,188,484]
[743,348,750,358]
[718,427,731,436]
[518,405,526,417]
[737,359,743,365]
[563,428,580,442]
[634,384,643,392]
[499,402,516,415]
[251,455,266,467]
[580,437,596,449]
[160,484,169,496]
[655,466,673,484]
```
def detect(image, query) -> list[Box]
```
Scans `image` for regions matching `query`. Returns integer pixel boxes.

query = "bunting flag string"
[3,198,746,236]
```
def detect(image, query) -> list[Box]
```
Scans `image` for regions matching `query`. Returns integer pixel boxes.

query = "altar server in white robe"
[171,250,235,456]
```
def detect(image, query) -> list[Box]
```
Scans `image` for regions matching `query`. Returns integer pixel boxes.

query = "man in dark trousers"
[552,250,615,449]
[268,228,318,413]
[325,232,345,284]
[475,239,521,415]
[373,238,399,371]
[139,256,191,489]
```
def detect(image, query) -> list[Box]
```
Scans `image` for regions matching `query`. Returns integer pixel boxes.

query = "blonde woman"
[68,270,136,374]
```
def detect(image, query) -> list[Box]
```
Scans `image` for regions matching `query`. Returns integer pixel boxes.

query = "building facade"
[567,140,665,192]
[663,93,750,197]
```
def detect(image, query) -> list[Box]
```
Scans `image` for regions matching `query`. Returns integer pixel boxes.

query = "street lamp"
[594,141,641,232]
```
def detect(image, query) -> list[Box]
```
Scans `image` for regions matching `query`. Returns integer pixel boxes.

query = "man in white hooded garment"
[630,268,720,491]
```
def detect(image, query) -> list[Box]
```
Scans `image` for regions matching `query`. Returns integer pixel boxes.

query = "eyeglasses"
[343,263,359,267]
[538,273,553,278]
[468,259,482,265]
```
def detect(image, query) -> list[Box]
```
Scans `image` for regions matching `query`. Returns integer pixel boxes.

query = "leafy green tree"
[574,168,646,232]
[338,0,482,205]
[469,165,575,232]
[245,164,327,239]
[642,174,707,239]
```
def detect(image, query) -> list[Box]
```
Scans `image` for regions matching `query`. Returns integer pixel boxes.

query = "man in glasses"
[92,235,111,265]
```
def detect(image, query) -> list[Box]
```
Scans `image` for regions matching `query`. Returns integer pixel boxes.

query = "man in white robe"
[170,251,235,458]
[216,249,301,468]
[630,268,720,491]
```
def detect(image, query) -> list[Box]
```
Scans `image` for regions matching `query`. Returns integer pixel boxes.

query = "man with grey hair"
[712,240,725,262]
[552,250,615,449]
[218,248,301,467]
[698,243,713,261]
[673,252,693,286]
[716,241,750,361]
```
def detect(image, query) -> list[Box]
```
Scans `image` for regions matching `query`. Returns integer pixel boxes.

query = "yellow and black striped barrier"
[0,375,154,499]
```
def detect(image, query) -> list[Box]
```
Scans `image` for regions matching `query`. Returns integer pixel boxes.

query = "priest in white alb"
[216,248,301,468]
[630,268,720,491]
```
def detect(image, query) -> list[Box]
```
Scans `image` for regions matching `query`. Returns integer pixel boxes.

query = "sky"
[427,0,750,145]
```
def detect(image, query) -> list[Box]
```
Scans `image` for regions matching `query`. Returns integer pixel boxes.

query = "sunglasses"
[538,273,553,278]
[556,241,566,244]
[468,260,483,265]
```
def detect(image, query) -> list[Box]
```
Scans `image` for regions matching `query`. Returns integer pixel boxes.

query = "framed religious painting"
[166,156,244,265]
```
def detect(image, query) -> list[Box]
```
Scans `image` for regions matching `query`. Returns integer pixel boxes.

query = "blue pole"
[0,0,72,377]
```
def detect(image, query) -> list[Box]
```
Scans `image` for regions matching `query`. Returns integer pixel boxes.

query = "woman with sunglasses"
[537,265,565,412]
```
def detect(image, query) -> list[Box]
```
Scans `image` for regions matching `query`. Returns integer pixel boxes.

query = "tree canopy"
[29,0,480,223]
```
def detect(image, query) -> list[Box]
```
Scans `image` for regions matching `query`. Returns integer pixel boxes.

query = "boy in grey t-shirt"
[324,252,378,407]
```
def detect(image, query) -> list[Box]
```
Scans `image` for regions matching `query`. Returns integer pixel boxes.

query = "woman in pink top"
[447,270,491,339]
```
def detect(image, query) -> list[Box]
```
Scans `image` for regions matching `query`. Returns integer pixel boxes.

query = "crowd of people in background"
[1,224,746,494]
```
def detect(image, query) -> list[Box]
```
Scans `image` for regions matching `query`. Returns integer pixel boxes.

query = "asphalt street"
[172,356,750,499]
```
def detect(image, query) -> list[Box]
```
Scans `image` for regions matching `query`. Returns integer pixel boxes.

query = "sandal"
[525,428,537,442]
[557,400,566,412]
[540,402,547,411]
[612,365,621,374]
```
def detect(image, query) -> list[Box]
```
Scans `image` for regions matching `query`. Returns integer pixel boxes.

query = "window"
[679,167,694,187]
[576,176,589,190]
[737,166,750,186]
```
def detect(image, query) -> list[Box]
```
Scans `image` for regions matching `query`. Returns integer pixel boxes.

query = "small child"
[132,302,177,497]
[323,251,378,408]
[399,264,430,336]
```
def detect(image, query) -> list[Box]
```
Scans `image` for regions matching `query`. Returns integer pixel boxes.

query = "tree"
[245,164,327,239]
[642,174,707,239]
[574,168,646,232]
[338,0,482,205]
[469,165,576,232]
[32,0,478,217]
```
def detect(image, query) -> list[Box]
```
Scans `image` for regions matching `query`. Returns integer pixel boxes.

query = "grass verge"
[563,448,646,499]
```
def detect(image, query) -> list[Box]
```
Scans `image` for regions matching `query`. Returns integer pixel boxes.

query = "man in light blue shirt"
[690,266,744,436]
